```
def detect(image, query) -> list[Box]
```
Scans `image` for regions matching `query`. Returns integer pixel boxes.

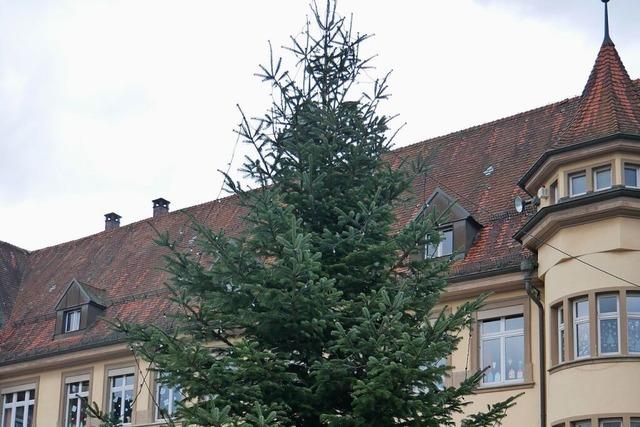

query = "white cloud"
[1,0,639,249]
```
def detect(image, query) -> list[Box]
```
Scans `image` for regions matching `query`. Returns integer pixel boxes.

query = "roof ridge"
[0,240,30,256]
[391,96,579,155]
[29,192,242,254]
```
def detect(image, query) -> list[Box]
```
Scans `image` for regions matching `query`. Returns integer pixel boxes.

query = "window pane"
[3,408,12,427]
[575,299,589,318]
[125,374,134,386]
[625,167,638,187]
[4,393,13,404]
[628,318,640,353]
[505,335,524,380]
[630,419,640,427]
[600,421,622,427]
[576,322,590,357]
[113,376,123,388]
[440,230,453,256]
[505,315,524,331]
[26,406,33,427]
[481,319,500,335]
[158,384,171,416]
[123,390,133,423]
[16,391,25,402]
[628,295,640,313]
[570,173,586,195]
[599,318,619,353]
[14,407,24,427]
[573,421,591,427]
[598,295,617,314]
[482,338,501,383]
[559,328,566,362]
[66,397,79,427]
[594,168,611,190]
[110,392,121,418]
[558,307,564,324]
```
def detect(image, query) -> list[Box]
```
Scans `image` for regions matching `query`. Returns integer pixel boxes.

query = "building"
[1,2,639,427]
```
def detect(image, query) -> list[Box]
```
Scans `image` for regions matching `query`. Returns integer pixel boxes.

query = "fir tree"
[96,1,519,425]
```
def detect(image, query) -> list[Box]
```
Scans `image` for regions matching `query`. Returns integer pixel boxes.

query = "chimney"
[104,212,121,231]
[152,198,170,217]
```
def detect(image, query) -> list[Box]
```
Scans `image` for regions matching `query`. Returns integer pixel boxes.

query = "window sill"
[475,381,534,394]
[549,355,640,374]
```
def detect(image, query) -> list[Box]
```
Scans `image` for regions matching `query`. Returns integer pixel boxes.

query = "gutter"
[522,259,546,427]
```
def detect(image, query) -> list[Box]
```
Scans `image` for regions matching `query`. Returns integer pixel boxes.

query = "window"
[593,167,612,191]
[572,421,591,427]
[108,373,134,424]
[628,294,640,353]
[64,309,81,333]
[558,306,565,363]
[597,295,619,354]
[631,419,640,427]
[425,228,453,259]
[625,164,639,187]
[599,420,622,427]
[1,388,35,427]
[65,380,89,427]
[573,299,590,358]
[569,172,587,197]
[155,374,182,421]
[480,315,524,385]
[550,181,558,204]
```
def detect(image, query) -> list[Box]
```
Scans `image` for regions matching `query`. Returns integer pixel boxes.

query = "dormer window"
[593,166,612,191]
[54,279,106,337]
[569,171,587,197]
[418,188,482,261]
[64,309,81,333]
[425,228,453,259]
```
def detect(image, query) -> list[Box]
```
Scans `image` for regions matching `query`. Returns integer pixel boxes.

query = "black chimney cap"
[104,212,122,221]
[152,197,170,208]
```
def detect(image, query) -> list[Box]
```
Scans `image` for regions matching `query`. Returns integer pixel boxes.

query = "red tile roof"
[2,62,640,365]
[555,40,640,147]
[0,241,28,326]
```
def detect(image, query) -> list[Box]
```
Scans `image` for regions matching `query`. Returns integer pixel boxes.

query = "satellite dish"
[514,196,525,213]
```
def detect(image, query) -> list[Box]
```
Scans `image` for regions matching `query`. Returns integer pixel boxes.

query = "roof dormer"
[54,279,106,337]
[418,188,482,260]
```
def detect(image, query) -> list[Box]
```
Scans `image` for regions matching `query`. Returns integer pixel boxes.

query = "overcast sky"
[2,0,640,250]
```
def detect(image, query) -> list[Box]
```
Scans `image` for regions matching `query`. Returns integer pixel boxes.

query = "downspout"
[521,259,546,427]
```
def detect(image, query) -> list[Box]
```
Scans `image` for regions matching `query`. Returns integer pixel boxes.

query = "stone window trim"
[469,296,533,389]
[550,287,640,368]
[551,413,640,427]
[0,377,39,427]
[103,362,138,425]
[58,368,94,427]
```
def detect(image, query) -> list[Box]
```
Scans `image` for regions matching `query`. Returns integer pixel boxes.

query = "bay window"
[597,295,619,354]
[569,171,587,197]
[593,166,612,191]
[480,315,525,385]
[558,306,565,363]
[628,294,640,353]
[625,164,640,187]
[1,386,35,427]
[573,299,590,359]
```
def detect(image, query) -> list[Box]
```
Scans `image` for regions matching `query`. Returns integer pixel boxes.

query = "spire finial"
[602,0,613,45]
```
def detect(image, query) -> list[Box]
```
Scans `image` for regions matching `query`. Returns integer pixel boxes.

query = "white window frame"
[64,309,81,333]
[479,315,525,386]
[573,298,590,359]
[558,306,565,363]
[624,164,640,188]
[593,166,612,191]
[599,419,622,427]
[65,380,89,427]
[627,294,640,354]
[425,228,453,259]
[1,387,36,427]
[569,171,587,197]
[155,374,181,421]
[597,294,620,355]
[108,373,134,424]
